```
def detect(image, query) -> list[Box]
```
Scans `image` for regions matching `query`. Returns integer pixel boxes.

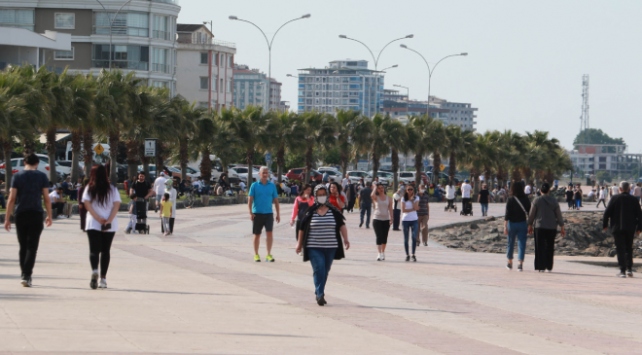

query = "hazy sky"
[178,0,641,153]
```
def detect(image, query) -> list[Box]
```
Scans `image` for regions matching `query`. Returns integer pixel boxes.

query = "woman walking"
[346,182,356,213]
[296,185,350,306]
[504,181,531,271]
[82,165,121,289]
[290,184,314,240]
[445,180,456,212]
[401,185,420,262]
[528,183,566,272]
[371,182,393,261]
[328,182,346,211]
[478,183,491,216]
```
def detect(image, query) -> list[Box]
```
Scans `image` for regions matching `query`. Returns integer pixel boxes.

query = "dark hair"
[299,184,312,196]
[510,180,526,198]
[330,181,342,194]
[163,192,170,201]
[404,185,415,200]
[88,165,111,206]
[540,183,551,194]
[24,153,39,166]
[138,171,146,177]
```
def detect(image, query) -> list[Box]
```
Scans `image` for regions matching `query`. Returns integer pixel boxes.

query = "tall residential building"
[383,89,477,131]
[296,59,384,118]
[0,0,180,93]
[232,64,282,111]
[0,27,71,71]
[175,24,235,110]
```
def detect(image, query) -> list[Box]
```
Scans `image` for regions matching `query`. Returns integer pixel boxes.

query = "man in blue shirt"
[248,166,280,262]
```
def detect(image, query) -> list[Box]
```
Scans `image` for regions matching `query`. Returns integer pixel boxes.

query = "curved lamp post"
[400,44,467,113]
[95,0,136,70]
[339,34,412,71]
[229,14,311,110]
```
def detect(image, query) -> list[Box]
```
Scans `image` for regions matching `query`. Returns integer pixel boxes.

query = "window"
[151,48,169,73]
[200,52,208,64]
[92,44,149,70]
[54,13,75,29]
[200,77,208,90]
[94,12,149,37]
[0,9,34,30]
[54,47,74,60]
[152,15,170,40]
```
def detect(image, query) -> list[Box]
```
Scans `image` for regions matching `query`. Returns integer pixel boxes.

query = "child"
[125,194,137,234]
[160,192,172,236]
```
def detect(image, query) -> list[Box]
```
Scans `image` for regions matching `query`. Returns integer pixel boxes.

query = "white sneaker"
[98,279,107,289]
[376,253,381,261]
[381,252,385,261]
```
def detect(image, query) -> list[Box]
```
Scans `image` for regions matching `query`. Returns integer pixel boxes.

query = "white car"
[172,166,200,180]
[397,171,416,184]
[0,157,52,177]
[233,166,270,184]
[36,154,70,176]
[346,170,372,184]
[368,171,391,186]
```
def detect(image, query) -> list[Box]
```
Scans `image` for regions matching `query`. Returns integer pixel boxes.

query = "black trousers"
[534,228,557,271]
[87,230,116,277]
[613,230,635,273]
[596,199,606,208]
[161,217,175,233]
[15,211,44,279]
[52,202,65,215]
[373,219,390,245]
[392,209,401,230]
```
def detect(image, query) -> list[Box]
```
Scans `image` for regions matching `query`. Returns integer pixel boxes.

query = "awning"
[38,133,71,144]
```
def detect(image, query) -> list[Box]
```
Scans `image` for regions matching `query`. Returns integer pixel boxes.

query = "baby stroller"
[460,200,473,216]
[444,200,457,212]
[134,197,150,234]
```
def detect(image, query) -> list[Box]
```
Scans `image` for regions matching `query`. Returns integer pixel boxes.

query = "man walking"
[417,184,430,246]
[461,179,472,212]
[4,154,53,287]
[596,186,607,208]
[609,182,619,201]
[359,182,373,228]
[603,181,642,278]
[248,166,280,262]
[152,172,167,212]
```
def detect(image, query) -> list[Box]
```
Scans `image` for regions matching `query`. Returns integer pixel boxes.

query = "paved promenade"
[1,200,641,354]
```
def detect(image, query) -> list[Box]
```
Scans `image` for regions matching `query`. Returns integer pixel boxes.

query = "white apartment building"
[297,59,384,118]
[233,64,282,111]
[175,24,235,110]
[0,0,180,93]
[0,27,71,71]
[570,144,642,176]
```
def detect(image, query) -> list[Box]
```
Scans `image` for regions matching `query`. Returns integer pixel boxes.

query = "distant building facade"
[232,64,282,111]
[175,23,235,110]
[0,0,180,93]
[296,59,384,118]
[570,144,642,176]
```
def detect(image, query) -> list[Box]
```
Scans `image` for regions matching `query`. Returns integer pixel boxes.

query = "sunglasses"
[407,189,414,192]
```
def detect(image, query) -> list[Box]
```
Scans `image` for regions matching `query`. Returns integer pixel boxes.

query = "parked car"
[36,154,70,177]
[397,171,429,185]
[347,170,372,184]
[285,168,323,183]
[367,171,391,186]
[172,165,201,180]
[0,168,5,182]
[317,167,343,181]
[0,157,56,179]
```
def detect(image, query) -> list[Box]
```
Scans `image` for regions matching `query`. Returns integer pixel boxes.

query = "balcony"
[92,60,149,71]
[151,63,171,73]
[152,30,172,41]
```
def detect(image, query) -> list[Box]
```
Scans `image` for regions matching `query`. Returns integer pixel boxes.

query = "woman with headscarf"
[528,183,565,272]
[296,184,350,306]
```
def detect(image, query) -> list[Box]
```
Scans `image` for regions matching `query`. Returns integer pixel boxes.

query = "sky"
[178,0,642,153]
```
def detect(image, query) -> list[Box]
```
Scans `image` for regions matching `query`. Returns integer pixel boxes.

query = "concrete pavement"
[1,200,641,354]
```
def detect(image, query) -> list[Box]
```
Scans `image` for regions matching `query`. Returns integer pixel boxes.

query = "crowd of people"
[2,156,641,307]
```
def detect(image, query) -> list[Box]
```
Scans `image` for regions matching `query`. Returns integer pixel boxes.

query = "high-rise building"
[383,89,477,131]
[232,64,282,111]
[175,23,235,110]
[296,59,383,118]
[0,0,180,93]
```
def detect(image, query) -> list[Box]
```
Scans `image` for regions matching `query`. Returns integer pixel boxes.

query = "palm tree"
[300,111,337,183]
[408,115,434,186]
[212,109,242,173]
[335,109,370,176]
[67,74,95,182]
[219,105,267,184]
[266,111,304,183]
[167,96,204,181]
[190,110,217,185]
[41,70,73,182]
[426,120,447,184]
[381,118,406,191]
[444,125,474,184]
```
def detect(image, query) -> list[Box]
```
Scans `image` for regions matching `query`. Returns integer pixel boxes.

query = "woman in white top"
[401,185,420,262]
[445,181,457,211]
[82,165,121,290]
[371,182,393,261]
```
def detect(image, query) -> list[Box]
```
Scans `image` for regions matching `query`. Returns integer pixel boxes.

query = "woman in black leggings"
[371,183,393,261]
[81,165,121,289]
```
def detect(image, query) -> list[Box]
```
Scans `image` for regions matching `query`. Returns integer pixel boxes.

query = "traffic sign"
[93,143,104,155]
[423,159,429,168]
[440,164,445,171]
[144,139,157,157]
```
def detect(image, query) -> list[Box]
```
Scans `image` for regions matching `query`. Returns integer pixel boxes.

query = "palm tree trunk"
[70,130,81,182]
[108,131,119,183]
[125,139,139,181]
[82,128,93,177]
[433,152,442,184]
[414,153,422,187]
[179,139,189,181]
[391,147,399,191]
[371,146,380,183]
[276,146,285,184]
[155,142,165,174]
[340,148,349,180]
[45,127,58,183]
[305,145,314,184]
[246,149,254,184]
[200,148,212,185]
[448,152,457,184]
[2,141,12,195]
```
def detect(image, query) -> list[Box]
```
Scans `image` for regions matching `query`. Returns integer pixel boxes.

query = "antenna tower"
[580,74,590,131]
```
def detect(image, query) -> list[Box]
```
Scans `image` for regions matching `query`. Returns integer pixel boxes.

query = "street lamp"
[229,14,311,110]
[379,64,398,72]
[286,74,299,78]
[400,44,467,115]
[339,34,412,71]
[95,0,135,70]
[393,84,410,115]
[203,20,214,112]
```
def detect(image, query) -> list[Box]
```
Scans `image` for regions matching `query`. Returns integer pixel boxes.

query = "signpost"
[144,139,157,158]
[265,152,272,167]
[93,143,104,155]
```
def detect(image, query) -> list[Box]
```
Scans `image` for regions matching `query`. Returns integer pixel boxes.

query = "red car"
[286,168,323,183]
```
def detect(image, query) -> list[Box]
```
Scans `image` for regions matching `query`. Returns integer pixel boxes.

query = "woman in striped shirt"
[296,185,350,306]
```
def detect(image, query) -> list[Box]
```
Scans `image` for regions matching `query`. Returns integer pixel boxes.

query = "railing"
[151,63,170,73]
[152,30,171,41]
[92,60,149,71]
[211,39,236,48]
